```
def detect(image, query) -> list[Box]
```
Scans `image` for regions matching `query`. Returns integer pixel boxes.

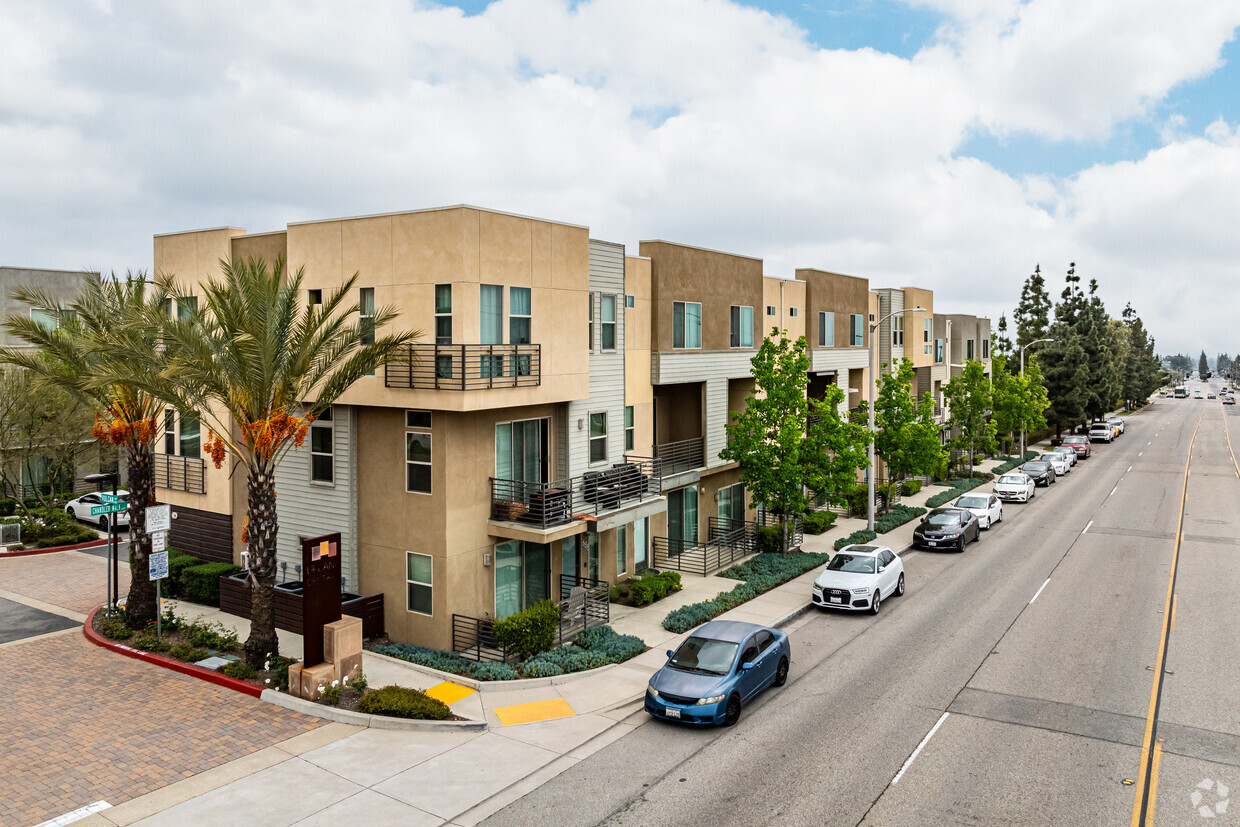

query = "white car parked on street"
[812,545,904,615]
[1040,452,1071,476]
[65,489,130,530]
[953,492,1003,529]
[1052,445,1078,467]
[994,473,1036,503]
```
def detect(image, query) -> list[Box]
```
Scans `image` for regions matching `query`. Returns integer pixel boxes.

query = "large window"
[310,407,333,483]
[435,284,452,345]
[966,339,975,360]
[617,524,628,576]
[510,287,531,344]
[981,338,990,359]
[718,483,744,525]
[624,405,634,452]
[818,312,835,347]
[406,414,432,494]
[673,301,702,349]
[406,552,432,615]
[496,419,543,483]
[892,315,904,346]
[480,284,503,377]
[730,306,754,348]
[30,308,58,331]
[178,414,200,458]
[177,296,197,322]
[935,338,945,363]
[600,295,616,350]
[668,485,699,546]
[850,314,865,347]
[495,540,549,619]
[589,412,608,464]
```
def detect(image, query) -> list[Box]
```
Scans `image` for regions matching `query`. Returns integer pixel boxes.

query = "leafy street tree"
[1199,351,1209,378]
[866,357,943,508]
[989,353,1049,454]
[721,330,870,553]
[942,359,996,475]
[1013,264,1052,358]
[144,256,419,668]
[2,274,168,626]
[1166,353,1192,374]
[0,365,94,509]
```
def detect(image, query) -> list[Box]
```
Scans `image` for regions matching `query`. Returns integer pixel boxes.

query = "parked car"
[995,473,1036,502]
[1040,452,1071,476]
[1062,435,1092,458]
[645,620,790,727]
[812,544,904,615]
[65,490,130,530]
[952,492,1003,530]
[1021,460,1057,486]
[1052,445,1078,467]
[913,507,981,551]
[1088,423,1114,443]
[1107,417,1125,435]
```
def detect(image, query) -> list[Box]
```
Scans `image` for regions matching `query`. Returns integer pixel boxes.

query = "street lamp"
[868,307,928,532]
[1019,338,1055,459]
[84,471,119,614]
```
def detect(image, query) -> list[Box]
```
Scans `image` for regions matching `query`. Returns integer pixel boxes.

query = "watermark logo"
[1191,778,1229,819]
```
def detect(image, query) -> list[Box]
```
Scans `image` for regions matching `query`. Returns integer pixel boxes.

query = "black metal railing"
[153,453,206,494]
[490,458,663,529]
[385,343,541,391]
[451,614,510,664]
[648,437,705,476]
[756,511,804,551]
[653,519,757,577]
[557,574,610,640]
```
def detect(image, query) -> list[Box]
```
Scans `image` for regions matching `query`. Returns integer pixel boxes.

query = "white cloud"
[0,0,1238,355]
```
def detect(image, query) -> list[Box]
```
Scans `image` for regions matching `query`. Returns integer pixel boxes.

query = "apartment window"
[357,289,374,345]
[177,296,197,322]
[310,407,333,483]
[766,305,776,316]
[892,316,904,346]
[406,413,432,494]
[601,295,616,350]
[818,312,835,347]
[730,306,754,348]
[589,413,608,464]
[672,301,702,349]
[307,289,323,308]
[667,486,699,545]
[588,293,595,351]
[434,284,452,345]
[924,318,931,343]
[406,552,432,615]
[718,483,744,525]
[981,338,990,359]
[850,314,865,347]
[30,308,60,331]
[480,284,503,378]
[624,405,634,452]
[626,295,635,308]
[925,344,932,355]
[617,524,628,576]
[163,409,175,455]
[935,338,945,363]
[789,307,799,317]
[496,419,544,483]
[966,339,975,360]
[509,287,531,345]
[177,413,200,458]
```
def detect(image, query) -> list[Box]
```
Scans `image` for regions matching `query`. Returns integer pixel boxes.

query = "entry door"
[633,518,649,572]
[561,538,580,598]
[496,540,550,619]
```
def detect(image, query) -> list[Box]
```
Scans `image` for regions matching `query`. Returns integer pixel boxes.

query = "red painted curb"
[83,606,264,698]
[1,539,108,558]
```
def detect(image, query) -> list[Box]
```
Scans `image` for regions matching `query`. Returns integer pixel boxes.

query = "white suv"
[1088,423,1113,443]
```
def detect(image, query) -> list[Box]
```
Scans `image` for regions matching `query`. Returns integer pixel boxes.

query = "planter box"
[218,574,385,639]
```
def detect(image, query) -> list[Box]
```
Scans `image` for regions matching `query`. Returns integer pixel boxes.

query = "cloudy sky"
[4,0,1239,357]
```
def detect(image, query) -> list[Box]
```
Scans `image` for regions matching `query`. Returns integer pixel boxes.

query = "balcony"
[385,343,541,391]
[153,453,206,495]
[490,458,664,534]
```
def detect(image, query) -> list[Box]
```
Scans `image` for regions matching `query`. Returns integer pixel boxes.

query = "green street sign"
[91,503,126,516]
[100,494,123,505]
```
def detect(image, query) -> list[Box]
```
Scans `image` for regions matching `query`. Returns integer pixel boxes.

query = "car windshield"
[956,495,987,508]
[1024,462,1048,471]
[669,636,739,676]
[1040,455,1059,462]
[826,553,876,574]
[999,474,1026,484]
[927,512,960,526]
[1064,437,1084,444]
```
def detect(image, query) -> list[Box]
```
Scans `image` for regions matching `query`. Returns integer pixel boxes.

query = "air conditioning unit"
[0,521,20,547]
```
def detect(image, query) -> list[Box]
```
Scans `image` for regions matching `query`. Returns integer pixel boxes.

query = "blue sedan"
[645,620,791,726]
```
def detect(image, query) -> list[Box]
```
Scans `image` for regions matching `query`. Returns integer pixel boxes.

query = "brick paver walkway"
[0,550,130,616]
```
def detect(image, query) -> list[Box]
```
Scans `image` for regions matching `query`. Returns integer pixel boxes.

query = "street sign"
[149,550,168,581]
[147,504,171,533]
[90,503,126,516]
[100,493,123,505]
[151,531,166,554]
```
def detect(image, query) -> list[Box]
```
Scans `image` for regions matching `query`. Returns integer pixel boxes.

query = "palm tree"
[147,256,419,667]
[1,273,168,626]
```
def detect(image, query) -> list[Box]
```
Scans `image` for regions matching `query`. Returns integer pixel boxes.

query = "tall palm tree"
[1,273,168,626]
[147,256,418,667]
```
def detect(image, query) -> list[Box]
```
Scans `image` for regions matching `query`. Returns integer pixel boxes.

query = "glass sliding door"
[561,537,580,598]
[634,517,648,571]
[495,540,550,619]
[667,486,699,547]
[495,419,545,484]
[480,284,503,378]
[587,532,599,581]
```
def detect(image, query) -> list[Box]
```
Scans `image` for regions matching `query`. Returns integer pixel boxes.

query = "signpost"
[149,530,169,639]
[90,503,126,517]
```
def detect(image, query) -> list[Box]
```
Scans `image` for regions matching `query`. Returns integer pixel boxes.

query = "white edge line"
[1139,452,1143,457]
[891,712,950,784]
[1029,578,1051,604]
[1110,485,1119,497]
[1083,520,1093,534]
[1127,465,1132,472]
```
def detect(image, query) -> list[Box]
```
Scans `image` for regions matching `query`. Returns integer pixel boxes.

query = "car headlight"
[697,694,726,705]
[851,587,870,594]
[646,686,660,700]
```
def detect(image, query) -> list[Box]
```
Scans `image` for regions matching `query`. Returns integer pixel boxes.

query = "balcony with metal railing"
[385,343,541,391]
[627,436,705,489]
[489,458,665,537]
[153,453,206,495]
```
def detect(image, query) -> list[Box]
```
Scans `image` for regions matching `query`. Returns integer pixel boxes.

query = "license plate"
[829,597,843,604]
[665,707,680,718]
[928,541,937,547]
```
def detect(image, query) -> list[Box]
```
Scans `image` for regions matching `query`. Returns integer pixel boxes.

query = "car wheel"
[870,590,881,614]
[997,508,1003,523]
[99,516,109,531]
[774,657,789,687]
[982,516,990,530]
[66,507,76,519]
[896,573,905,596]
[723,693,742,727]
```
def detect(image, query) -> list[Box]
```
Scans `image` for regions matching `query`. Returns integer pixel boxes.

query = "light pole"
[868,307,928,532]
[1019,338,1055,459]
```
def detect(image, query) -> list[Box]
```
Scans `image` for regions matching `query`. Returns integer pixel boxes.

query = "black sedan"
[912,507,981,552]
[1021,460,1057,486]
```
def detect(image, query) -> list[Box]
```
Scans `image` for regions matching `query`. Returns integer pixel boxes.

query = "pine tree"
[994,313,1013,360]
[1199,351,1209,378]
[1038,264,1090,437]
[1014,264,1052,356]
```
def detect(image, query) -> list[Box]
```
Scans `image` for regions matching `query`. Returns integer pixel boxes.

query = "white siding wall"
[705,378,729,468]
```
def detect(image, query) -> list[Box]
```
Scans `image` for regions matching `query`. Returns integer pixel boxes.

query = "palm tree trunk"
[243,463,280,668]
[124,442,157,627]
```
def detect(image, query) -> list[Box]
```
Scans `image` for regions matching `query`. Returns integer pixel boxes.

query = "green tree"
[867,357,943,507]
[1121,304,1160,408]
[0,365,94,509]
[145,256,419,667]
[989,353,1048,454]
[1013,264,1052,358]
[1199,351,1209,378]
[993,313,1013,361]
[942,359,995,475]
[721,330,870,552]
[2,274,168,626]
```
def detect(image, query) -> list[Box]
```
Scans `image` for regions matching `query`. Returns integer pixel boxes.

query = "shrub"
[321,683,343,706]
[519,658,564,678]
[358,685,451,720]
[875,505,926,534]
[373,643,474,676]
[0,499,15,517]
[179,562,242,605]
[166,551,202,598]
[167,644,209,663]
[348,671,368,691]
[492,599,561,659]
[755,525,784,554]
[609,582,630,602]
[219,660,257,680]
[802,510,836,535]
[845,484,870,516]
[269,655,297,691]
[185,619,239,651]
[19,508,97,548]
[99,615,133,640]
[899,479,922,497]
[833,529,878,551]
[663,551,832,634]
[925,477,986,508]
[130,631,170,653]
[471,662,520,681]
[626,570,681,606]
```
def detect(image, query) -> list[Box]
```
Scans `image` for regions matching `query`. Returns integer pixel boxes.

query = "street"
[485,392,1240,826]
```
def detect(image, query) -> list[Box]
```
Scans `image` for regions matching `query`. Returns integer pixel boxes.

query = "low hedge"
[991,451,1041,475]
[663,551,832,634]
[899,479,923,497]
[874,504,926,533]
[616,570,681,607]
[833,528,878,551]
[925,478,987,508]
[492,599,561,660]
[358,685,450,720]
[166,551,202,598]
[179,562,242,605]
[802,510,837,535]
[374,643,474,677]
[17,508,98,548]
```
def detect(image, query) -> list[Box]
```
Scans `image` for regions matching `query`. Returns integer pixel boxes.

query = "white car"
[1107,417,1125,435]
[1040,452,1071,476]
[953,492,1003,529]
[811,544,904,615]
[994,473,1036,503]
[65,489,130,530]
[1052,445,1078,467]
[1088,423,1114,443]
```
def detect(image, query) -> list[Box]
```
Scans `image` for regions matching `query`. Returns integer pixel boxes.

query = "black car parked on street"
[1021,460,1057,487]
[912,507,981,552]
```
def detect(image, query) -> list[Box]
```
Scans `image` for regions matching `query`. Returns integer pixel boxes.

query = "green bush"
[349,671,368,691]
[168,644,209,663]
[845,484,870,516]
[358,685,451,720]
[621,570,681,606]
[0,499,15,517]
[269,655,297,691]
[471,662,520,681]
[166,551,202,598]
[19,508,97,548]
[185,619,239,651]
[899,479,923,496]
[833,529,878,551]
[663,552,831,634]
[875,504,926,534]
[179,562,242,605]
[373,643,474,676]
[99,615,133,640]
[492,599,561,659]
[130,631,170,653]
[321,684,343,706]
[219,660,257,680]
[802,510,836,535]
[925,477,986,508]
[518,658,563,678]
[574,625,646,662]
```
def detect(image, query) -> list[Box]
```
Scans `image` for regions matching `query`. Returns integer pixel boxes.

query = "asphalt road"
[485,387,1240,827]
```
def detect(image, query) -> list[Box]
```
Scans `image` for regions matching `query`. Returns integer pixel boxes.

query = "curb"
[260,688,488,732]
[82,606,263,698]
[1,538,108,558]
[365,647,622,693]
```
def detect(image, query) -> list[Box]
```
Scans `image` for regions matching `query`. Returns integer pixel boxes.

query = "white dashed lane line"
[1083,520,1093,534]
[1029,579,1051,604]
[891,712,950,785]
